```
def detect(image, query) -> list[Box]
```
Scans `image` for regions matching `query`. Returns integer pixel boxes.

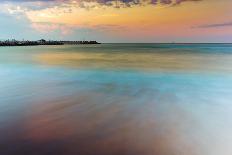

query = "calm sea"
[1,43,232,155]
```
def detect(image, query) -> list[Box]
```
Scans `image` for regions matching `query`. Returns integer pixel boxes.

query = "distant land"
[0,39,100,46]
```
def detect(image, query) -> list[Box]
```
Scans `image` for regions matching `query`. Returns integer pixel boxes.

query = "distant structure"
[0,39,100,46]
[37,39,46,44]
[62,40,100,45]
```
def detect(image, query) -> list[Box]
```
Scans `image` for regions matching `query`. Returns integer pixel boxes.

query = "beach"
[1,44,232,155]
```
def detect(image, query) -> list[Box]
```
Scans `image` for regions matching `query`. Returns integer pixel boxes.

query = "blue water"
[1,44,232,155]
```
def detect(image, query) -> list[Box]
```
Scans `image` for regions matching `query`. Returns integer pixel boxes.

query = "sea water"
[1,44,232,155]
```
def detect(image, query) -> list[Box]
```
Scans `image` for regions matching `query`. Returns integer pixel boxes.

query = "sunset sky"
[0,0,231,42]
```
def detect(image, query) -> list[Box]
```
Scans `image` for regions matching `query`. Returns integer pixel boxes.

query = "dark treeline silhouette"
[0,39,100,46]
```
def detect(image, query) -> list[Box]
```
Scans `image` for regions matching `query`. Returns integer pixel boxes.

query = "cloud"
[31,22,75,35]
[2,0,203,10]
[30,22,126,37]
[193,21,232,28]
[0,0,204,40]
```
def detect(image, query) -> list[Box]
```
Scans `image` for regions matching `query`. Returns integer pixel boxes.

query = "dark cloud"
[194,21,232,28]
[2,0,203,9]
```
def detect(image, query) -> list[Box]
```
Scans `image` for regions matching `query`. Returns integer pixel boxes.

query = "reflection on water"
[37,51,232,72]
[1,44,232,155]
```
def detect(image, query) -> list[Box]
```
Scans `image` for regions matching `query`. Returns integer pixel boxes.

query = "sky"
[0,0,232,43]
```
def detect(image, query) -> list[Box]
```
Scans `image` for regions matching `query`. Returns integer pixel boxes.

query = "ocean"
[1,43,232,155]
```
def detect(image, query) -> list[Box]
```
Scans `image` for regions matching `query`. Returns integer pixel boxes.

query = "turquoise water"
[1,44,232,155]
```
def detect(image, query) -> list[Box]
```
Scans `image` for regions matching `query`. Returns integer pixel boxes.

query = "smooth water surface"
[1,44,232,155]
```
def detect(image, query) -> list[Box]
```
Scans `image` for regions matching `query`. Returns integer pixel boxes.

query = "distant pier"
[0,39,100,46]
